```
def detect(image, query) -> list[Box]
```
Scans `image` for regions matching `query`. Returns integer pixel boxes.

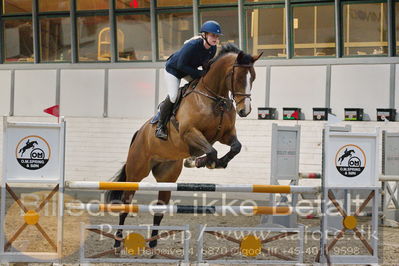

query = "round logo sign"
[335,144,366,177]
[15,135,51,170]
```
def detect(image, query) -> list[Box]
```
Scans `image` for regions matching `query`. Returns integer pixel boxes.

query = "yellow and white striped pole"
[66,181,320,194]
[66,203,294,216]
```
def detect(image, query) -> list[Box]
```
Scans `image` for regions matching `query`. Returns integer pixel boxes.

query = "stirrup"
[155,127,168,140]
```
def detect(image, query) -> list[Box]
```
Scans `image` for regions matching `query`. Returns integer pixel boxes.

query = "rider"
[155,20,222,140]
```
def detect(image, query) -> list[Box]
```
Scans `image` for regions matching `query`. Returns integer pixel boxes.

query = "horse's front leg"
[215,133,241,169]
[114,191,135,251]
[183,128,218,169]
[189,131,241,169]
[149,191,171,248]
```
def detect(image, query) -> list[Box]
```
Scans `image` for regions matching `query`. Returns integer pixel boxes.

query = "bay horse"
[106,43,262,249]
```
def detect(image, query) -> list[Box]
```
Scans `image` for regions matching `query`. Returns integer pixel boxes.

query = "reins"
[193,62,254,106]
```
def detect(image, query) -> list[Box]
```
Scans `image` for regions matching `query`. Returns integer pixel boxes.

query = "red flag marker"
[291,110,299,120]
[129,0,139,8]
[44,105,60,117]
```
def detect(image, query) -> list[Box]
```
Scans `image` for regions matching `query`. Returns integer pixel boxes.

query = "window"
[77,15,110,61]
[343,2,387,56]
[200,0,237,4]
[293,4,335,57]
[2,0,32,14]
[1,0,398,64]
[116,0,150,9]
[39,0,70,12]
[77,0,108,11]
[157,12,193,60]
[156,0,192,7]
[3,19,34,62]
[40,17,71,62]
[200,8,239,45]
[116,14,152,61]
[246,0,284,2]
[246,6,286,57]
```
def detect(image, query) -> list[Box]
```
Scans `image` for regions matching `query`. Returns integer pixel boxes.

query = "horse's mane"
[207,43,253,70]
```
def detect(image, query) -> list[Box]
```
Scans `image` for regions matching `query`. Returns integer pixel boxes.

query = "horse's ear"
[252,52,263,62]
[236,51,245,64]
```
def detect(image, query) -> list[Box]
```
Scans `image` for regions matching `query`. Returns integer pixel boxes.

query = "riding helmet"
[200,20,223,35]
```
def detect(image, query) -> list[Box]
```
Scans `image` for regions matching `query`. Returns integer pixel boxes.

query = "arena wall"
[0,61,398,121]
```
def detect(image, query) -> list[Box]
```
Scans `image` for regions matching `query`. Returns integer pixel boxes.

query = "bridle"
[228,62,254,105]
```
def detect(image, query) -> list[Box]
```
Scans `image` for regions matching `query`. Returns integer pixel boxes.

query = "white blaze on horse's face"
[244,71,252,115]
[236,69,252,117]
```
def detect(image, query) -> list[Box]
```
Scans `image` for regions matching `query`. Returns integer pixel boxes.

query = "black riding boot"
[155,97,174,140]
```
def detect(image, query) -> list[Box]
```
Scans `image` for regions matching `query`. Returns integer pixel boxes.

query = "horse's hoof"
[216,159,228,169]
[114,247,121,255]
[149,239,158,248]
[184,158,196,168]
[206,162,216,169]
[195,156,207,168]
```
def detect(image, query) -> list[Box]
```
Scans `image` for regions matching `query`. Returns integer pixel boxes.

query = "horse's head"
[229,51,262,117]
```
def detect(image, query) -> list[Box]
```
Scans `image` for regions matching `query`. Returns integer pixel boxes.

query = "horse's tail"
[105,130,139,203]
[105,164,126,203]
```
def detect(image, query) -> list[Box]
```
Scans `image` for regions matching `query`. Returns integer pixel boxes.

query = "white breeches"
[164,69,193,103]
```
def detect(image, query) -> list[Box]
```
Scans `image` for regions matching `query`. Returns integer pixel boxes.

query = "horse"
[106,43,262,250]
[19,139,38,156]
[338,148,355,164]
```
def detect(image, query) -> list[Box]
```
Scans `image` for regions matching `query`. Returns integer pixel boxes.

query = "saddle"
[150,79,199,130]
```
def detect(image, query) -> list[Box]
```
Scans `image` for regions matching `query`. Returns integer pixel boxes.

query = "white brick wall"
[1,116,399,186]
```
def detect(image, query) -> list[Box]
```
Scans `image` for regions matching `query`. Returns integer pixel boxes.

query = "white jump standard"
[0,117,66,264]
[380,131,399,226]
[318,127,380,264]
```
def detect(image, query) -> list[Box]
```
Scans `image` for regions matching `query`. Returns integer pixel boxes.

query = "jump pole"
[66,203,296,215]
[379,175,399,182]
[299,172,321,179]
[66,181,320,194]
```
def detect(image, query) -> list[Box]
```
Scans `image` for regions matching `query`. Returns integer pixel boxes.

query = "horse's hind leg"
[149,160,183,248]
[183,128,218,168]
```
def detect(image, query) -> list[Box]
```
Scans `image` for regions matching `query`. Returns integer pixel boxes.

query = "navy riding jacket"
[165,38,216,80]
